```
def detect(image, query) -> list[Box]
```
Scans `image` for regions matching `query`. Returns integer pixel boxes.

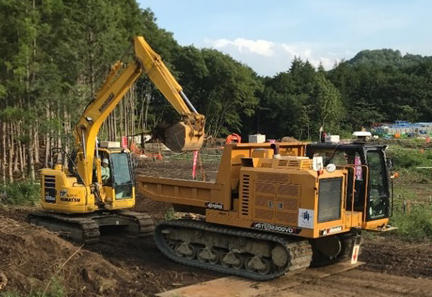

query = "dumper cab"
[306,142,392,230]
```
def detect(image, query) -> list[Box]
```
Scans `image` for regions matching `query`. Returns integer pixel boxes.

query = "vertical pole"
[192,151,198,180]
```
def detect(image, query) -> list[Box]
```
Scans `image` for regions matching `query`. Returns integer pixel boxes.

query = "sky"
[138,0,431,76]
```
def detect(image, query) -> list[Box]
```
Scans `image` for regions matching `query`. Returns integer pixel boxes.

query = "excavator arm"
[73,36,205,186]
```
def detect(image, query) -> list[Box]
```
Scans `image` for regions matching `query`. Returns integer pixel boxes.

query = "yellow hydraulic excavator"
[28,36,205,243]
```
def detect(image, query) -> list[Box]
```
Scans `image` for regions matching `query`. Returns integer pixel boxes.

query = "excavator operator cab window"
[94,151,112,186]
[101,157,111,186]
[110,152,133,199]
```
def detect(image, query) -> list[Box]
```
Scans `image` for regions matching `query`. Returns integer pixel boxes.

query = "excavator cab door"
[109,152,134,199]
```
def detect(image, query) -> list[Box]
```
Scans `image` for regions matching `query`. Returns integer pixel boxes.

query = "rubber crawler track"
[28,211,101,243]
[154,219,313,281]
[28,210,154,243]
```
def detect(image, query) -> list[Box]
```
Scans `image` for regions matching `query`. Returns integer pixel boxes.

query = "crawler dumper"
[137,141,394,280]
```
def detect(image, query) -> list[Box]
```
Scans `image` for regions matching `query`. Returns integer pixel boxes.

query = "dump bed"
[135,142,306,211]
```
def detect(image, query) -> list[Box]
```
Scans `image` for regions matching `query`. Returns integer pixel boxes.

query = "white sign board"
[298,208,314,229]
[312,156,323,171]
[351,244,361,264]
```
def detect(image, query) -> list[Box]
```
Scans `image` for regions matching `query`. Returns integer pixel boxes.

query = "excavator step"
[28,210,154,243]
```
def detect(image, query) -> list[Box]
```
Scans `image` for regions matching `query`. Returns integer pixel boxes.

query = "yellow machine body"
[32,36,202,242]
[40,148,135,214]
[137,142,390,238]
[39,36,205,215]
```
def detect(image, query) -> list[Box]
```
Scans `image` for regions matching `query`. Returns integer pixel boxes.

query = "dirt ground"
[0,156,431,296]
[282,269,432,297]
[0,206,219,297]
[1,204,432,297]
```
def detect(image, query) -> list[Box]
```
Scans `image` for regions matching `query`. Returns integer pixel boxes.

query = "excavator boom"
[74,36,205,186]
[133,36,205,152]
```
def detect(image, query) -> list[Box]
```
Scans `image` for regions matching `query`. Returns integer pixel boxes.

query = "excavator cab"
[94,142,135,208]
[96,149,134,198]
[306,142,392,230]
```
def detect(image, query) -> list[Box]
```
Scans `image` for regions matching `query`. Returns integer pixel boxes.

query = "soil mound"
[0,215,131,296]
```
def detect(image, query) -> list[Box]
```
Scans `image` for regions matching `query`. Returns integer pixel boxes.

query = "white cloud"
[211,38,274,57]
[204,38,348,76]
[281,43,340,70]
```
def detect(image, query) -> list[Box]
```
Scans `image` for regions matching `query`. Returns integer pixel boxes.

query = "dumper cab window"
[366,150,389,219]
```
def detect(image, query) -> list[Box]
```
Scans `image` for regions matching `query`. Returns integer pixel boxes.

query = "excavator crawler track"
[154,219,312,281]
[28,210,154,244]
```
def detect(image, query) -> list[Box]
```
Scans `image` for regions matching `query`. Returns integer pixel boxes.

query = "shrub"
[387,145,432,183]
[391,204,432,240]
[0,181,40,206]
[387,146,432,169]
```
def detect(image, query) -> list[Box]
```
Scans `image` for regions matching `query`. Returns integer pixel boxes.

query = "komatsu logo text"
[60,197,81,203]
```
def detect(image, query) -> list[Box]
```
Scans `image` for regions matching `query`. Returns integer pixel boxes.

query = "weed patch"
[0,181,40,206]
[0,277,65,297]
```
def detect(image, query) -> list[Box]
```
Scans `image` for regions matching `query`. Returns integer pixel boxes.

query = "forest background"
[1,0,432,182]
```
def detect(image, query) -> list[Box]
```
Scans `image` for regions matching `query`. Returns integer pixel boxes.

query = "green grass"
[388,146,432,168]
[389,182,432,241]
[383,143,432,241]
[390,204,432,241]
[0,277,65,297]
[164,207,176,220]
[386,144,432,184]
[0,181,40,206]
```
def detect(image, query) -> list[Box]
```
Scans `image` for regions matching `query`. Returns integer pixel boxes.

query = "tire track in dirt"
[290,270,432,297]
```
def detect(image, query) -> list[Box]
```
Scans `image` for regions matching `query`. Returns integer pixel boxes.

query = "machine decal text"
[252,222,302,234]
[205,202,224,210]
[60,197,81,203]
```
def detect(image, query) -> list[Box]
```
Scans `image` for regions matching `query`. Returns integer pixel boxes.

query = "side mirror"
[386,158,393,169]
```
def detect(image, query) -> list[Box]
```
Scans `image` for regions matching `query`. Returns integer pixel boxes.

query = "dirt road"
[157,263,432,297]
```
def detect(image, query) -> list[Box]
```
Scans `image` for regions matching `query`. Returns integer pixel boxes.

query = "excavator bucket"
[165,121,205,152]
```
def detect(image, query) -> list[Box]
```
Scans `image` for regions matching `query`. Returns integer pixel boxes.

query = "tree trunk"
[144,93,150,131]
[63,110,70,168]
[7,122,14,182]
[19,140,25,179]
[13,123,19,172]
[113,109,117,140]
[28,132,35,181]
[119,99,124,137]
[130,89,135,137]
[44,108,50,168]
[34,122,40,165]
[1,121,6,184]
